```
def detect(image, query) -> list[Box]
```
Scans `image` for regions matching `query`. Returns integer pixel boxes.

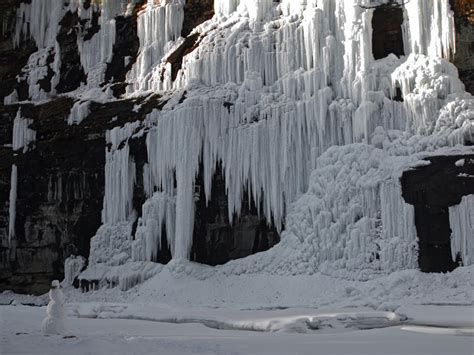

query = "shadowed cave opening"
[191,163,280,266]
[401,155,474,272]
[372,4,405,59]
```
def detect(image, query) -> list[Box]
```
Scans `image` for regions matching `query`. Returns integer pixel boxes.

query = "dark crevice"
[81,9,101,41]
[167,33,201,82]
[372,5,405,59]
[37,49,55,93]
[191,162,280,266]
[104,12,140,97]
[181,0,215,38]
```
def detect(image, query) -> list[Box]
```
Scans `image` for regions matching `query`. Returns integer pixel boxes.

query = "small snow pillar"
[42,280,68,336]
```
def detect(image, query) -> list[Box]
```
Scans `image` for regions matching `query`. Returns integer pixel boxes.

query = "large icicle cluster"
[10,0,131,101]
[124,0,472,267]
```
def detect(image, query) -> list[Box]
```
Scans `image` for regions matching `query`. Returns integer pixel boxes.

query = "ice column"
[449,195,474,266]
[102,122,140,224]
[403,0,455,59]
[380,180,418,271]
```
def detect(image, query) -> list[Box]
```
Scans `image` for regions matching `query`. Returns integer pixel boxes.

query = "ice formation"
[12,109,36,153]
[7,0,474,281]
[126,0,472,267]
[132,192,176,262]
[67,101,91,125]
[64,255,86,285]
[449,195,474,266]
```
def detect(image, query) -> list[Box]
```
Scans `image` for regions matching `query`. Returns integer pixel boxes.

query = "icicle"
[8,165,18,248]
[67,101,91,125]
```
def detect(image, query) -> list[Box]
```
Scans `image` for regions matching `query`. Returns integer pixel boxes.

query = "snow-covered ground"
[1,264,473,354]
[1,303,473,355]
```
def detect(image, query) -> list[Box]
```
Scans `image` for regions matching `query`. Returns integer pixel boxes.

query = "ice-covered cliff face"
[2,0,474,291]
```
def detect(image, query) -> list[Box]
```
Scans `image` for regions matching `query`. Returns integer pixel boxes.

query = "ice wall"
[449,194,474,266]
[9,0,474,276]
[135,0,471,265]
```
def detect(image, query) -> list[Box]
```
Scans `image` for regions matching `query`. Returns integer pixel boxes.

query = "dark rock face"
[372,5,405,60]
[0,93,162,294]
[191,164,280,266]
[401,155,474,272]
[0,97,105,294]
